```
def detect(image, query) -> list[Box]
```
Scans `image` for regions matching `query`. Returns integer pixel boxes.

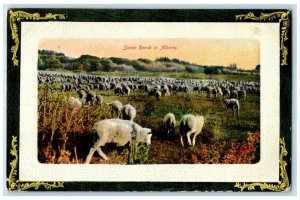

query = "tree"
[138,58,152,64]
[100,58,114,72]
[70,61,80,71]
[255,65,260,72]
[90,60,101,71]
[46,54,63,69]
[132,60,146,71]
[185,65,197,73]
[38,55,46,70]
[204,67,220,77]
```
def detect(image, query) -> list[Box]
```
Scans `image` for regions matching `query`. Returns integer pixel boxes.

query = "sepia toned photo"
[37,38,260,165]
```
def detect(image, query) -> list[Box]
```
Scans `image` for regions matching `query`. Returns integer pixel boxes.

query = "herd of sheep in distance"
[38,71,260,163]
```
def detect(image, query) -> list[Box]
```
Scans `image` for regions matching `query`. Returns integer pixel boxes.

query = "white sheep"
[155,90,162,100]
[121,104,137,121]
[85,119,152,163]
[239,89,247,101]
[223,88,230,98]
[163,113,176,134]
[231,89,239,99]
[107,100,123,118]
[95,94,104,105]
[216,86,223,97]
[162,85,171,96]
[179,114,204,146]
[68,97,82,109]
[224,98,240,117]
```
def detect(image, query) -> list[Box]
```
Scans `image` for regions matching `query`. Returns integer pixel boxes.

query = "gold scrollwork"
[7,136,64,191]
[234,138,290,191]
[8,10,65,66]
[236,11,291,66]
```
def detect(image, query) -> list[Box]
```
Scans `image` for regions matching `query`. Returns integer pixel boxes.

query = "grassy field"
[38,75,260,164]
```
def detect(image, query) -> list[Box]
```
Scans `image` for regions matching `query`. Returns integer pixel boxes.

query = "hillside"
[38,49,258,74]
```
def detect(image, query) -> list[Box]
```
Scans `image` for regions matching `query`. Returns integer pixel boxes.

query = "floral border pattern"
[236,10,291,66]
[8,10,65,66]
[234,11,291,191]
[7,136,64,191]
[7,10,65,191]
[234,138,290,191]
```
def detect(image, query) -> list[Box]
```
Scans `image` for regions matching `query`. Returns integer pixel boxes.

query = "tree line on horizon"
[38,49,259,75]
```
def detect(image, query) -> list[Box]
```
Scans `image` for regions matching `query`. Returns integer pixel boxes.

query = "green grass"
[56,86,260,143]
[91,88,260,142]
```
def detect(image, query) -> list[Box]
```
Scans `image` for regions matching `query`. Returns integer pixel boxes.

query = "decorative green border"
[7,136,64,191]
[234,138,290,191]
[6,9,291,192]
[233,10,291,192]
[8,10,65,66]
[236,11,291,66]
[7,10,65,191]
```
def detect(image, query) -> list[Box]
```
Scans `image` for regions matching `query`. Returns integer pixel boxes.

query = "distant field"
[38,78,260,164]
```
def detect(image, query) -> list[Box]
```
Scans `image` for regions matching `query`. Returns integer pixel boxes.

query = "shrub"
[192,131,260,164]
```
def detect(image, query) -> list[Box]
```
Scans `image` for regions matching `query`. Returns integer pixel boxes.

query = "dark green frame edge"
[6,8,292,192]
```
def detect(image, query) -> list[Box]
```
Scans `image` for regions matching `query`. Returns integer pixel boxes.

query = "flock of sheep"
[38,71,259,163]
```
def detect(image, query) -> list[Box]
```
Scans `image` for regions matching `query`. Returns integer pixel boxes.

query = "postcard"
[6,9,292,192]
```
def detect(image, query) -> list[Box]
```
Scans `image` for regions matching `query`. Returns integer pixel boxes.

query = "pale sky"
[39,39,260,69]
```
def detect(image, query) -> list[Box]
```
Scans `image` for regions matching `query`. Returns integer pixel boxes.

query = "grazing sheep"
[155,90,162,100]
[121,104,137,121]
[114,87,124,95]
[77,88,88,99]
[77,89,95,105]
[107,100,123,118]
[163,113,176,134]
[95,95,104,105]
[206,86,217,98]
[85,119,152,163]
[148,88,156,96]
[162,85,171,96]
[87,92,96,105]
[223,88,231,98]
[144,84,151,92]
[193,86,201,92]
[68,97,82,109]
[179,114,204,146]
[212,87,218,98]
[62,83,73,92]
[167,84,173,93]
[148,88,162,100]
[224,98,240,117]
[123,86,131,96]
[239,89,247,101]
[231,89,239,99]
[216,87,223,97]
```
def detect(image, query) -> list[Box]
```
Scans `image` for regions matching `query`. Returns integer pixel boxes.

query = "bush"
[138,58,152,64]
[118,64,134,71]
[192,132,260,164]
[185,65,198,73]
[100,58,114,72]
[110,57,133,65]
[132,60,147,71]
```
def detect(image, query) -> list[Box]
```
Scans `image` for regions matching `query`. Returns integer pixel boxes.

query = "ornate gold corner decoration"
[8,10,65,66]
[234,138,290,191]
[7,136,64,191]
[236,11,291,66]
